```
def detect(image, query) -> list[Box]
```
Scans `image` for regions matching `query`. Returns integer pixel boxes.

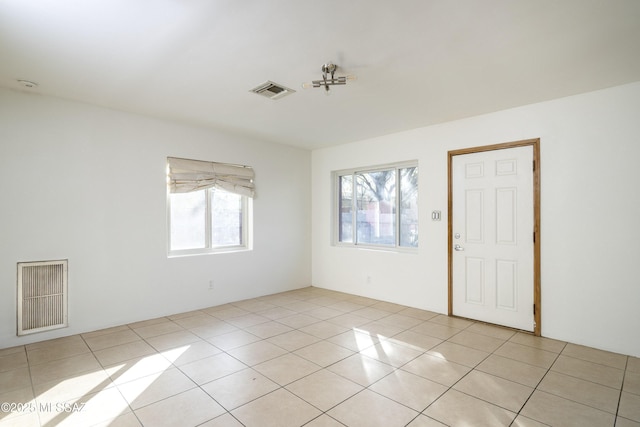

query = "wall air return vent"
[250,81,295,100]
[17,259,68,336]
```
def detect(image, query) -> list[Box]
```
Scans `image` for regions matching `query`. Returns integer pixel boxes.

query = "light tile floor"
[1,287,638,427]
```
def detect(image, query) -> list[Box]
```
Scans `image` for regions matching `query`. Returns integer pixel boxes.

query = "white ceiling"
[2,0,639,150]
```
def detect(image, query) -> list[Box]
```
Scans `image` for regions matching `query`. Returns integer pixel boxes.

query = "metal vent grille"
[249,81,295,100]
[17,260,68,336]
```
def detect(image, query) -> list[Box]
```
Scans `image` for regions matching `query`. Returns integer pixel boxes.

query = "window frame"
[167,187,252,257]
[333,160,418,251]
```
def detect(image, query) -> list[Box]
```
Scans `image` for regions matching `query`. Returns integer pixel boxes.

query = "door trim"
[447,138,541,336]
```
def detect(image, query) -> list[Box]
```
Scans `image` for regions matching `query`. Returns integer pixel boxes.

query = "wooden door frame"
[447,138,541,336]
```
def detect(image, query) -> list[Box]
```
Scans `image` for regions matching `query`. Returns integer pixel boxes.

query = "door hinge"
[533,160,536,171]
[533,304,536,315]
[533,231,536,243]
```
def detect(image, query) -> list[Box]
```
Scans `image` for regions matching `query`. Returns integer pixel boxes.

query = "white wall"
[3,82,639,358]
[312,82,640,357]
[0,88,311,348]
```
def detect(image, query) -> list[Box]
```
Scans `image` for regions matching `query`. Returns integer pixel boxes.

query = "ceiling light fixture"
[302,63,356,94]
[17,80,38,89]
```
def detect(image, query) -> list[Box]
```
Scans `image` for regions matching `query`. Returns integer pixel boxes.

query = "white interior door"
[452,145,534,331]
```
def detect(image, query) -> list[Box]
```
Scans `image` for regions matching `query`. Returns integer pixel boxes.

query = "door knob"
[454,244,465,251]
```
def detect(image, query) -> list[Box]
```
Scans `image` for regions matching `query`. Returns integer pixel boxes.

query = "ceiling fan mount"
[303,62,356,94]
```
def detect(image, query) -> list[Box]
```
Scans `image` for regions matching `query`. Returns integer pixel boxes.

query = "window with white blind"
[167,157,254,255]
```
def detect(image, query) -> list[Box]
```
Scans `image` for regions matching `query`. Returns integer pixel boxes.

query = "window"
[167,157,253,255]
[336,162,418,249]
[169,188,248,252]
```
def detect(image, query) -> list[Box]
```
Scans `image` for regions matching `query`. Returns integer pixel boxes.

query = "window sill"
[168,246,251,258]
[333,243,418,254]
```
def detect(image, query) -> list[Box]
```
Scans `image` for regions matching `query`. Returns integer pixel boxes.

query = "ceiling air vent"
[250,81,295,100]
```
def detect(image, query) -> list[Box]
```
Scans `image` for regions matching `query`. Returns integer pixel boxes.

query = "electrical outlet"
[208,280,214,290]
[366,276,372,285]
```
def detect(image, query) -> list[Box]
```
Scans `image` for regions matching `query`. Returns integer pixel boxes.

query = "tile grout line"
[414,330,574,425]
[214,304,455,425]
[613,356,629,426]
[23,344,43,427]
[533,349,629,415]
[201,303,516,425]
[84,331,147,427]
[409,325,508,424]
[12,288,636,427]
[281,312,419,426]
[212,293,355,425]
[191,301,425,425]
[509,339,566,425]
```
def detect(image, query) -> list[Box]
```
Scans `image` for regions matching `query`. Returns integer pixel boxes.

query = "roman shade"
[167,157,255,197]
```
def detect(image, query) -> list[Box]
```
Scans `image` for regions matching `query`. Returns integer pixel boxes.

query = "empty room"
[1,1,639,426]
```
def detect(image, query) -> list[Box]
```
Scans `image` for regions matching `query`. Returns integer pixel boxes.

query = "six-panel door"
[452,145,534,331]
